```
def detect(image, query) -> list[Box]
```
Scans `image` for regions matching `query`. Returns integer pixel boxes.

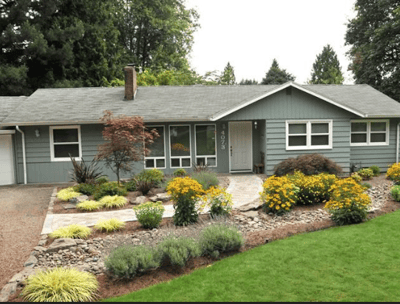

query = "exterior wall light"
[35,129,40,138]
[254,121,257,129]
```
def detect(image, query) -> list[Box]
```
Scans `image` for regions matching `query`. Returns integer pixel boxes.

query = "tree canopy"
[345,0,400,101]
[239,79,258,85]
[309,44,344,84]
[219,62,236,85]
[261,59,296,85]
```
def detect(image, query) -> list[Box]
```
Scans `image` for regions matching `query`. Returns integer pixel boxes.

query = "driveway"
[0,184,60,290]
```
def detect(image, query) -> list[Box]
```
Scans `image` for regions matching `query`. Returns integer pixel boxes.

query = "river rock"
[46,238,77,253]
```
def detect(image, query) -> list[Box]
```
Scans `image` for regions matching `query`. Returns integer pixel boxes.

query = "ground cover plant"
[390,185,400,202]
[369,165,381,177]
[73,183,97,196]
[49,224,92,239]
[105,210,400,302]
[94,182,128,201]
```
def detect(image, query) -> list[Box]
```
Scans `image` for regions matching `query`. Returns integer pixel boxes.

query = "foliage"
[309,44,344,84]
[369,165,381,177]
[73,183,96,196]
[325,178,371,225]
[387,163,400,183]
[133,201,165,229]
[362,182,372,189]
[21,267,98,302]
[134,179,154,195]
[273,153,343,176]
[76,200,102,212]
[199,224,244,258]
[167,177,204,226]
[136,169,164,186]
[136,69,202,86]
[94,218,126,232]
[96,176,109,184]
[105,245,159,279]
[219,62,236,85]
[173,168,187,177]
[287,171,337,205]
[261,59,296,84]
[350,172,363,183]
[357,168,374,180]
[390,185,400,202]
[156,236,201,267]
[260,176,299,215]
[239,79,258,85]
[93,181,128,200]
[345,0,400,102]
[124,179,137,192]
[95,111,159,184]
[160,176,174,192]
[191,171,219,190]
[99,195,128,209]
[69,156,103,184]
[193,163,210,173]
[57,187,81,201]
[50,224,92,239]
[200,187,233,218]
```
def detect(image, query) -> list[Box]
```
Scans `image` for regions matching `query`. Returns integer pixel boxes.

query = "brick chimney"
[124,64,137,100]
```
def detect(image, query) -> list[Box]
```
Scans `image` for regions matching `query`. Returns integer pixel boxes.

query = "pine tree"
[261,59,295,85]
[310,45,344,84]
[219,62,236,85]
[239,79,258,85]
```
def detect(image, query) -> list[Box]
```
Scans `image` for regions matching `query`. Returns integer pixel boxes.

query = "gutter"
[397,123,400,164]
[15,126,27,184]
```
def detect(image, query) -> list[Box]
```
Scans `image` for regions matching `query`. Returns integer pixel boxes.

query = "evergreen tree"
[239,79,258,85]
[261,59,295,85]
[310,45,344,84]
[219,62,236,85]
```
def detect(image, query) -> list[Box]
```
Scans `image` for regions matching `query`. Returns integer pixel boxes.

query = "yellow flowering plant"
[350,172,362,183]
[387,163,400,183]
[325,177,371,225]
[200,186,233,218]
[260,175,299,215]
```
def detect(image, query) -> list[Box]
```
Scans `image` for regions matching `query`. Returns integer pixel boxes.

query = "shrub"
[325,178,371,225]
[260,176,299,215]
[369,165,381,177]
[199,224,244,258]
[105,245,159,279]
[73,183,96,196]
[358,168,374,180]
[136,168,164,186]
[362,182,372,189]
[96,175,109,184]
[173,168,187,177]
[167,177,204,226]
[273,153,343,176]
[57,187,81,201]
[93,181,128,200]
[156,236,201,267]
[94,218,126,232]
[133,201,165,229]
[99,195,128,208]
[124,179,137,191]
[201,187,233,217]
[387,163,400,183]
[76,200,102,211]
[193,163,210,173]
[390,185,400,202]
[134,178,154,195]
[350,172,363,183]
[50,224,92,239]
[69,156,103,184]
[191,171,219,190]
[21,268,98,302]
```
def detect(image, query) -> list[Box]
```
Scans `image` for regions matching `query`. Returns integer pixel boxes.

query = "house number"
[221,128,226,150]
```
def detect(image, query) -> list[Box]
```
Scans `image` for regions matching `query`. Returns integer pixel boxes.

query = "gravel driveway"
[0,184,58,290]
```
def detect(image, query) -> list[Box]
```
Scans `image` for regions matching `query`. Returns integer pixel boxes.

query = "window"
[170,125,191,168]
[351,120,389,146]
[50,126,82,161]
[286,120,332,150]
[195,124,217,167]
[145,126,166,169]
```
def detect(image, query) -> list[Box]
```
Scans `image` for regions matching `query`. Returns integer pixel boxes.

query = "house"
[1,64,400,185]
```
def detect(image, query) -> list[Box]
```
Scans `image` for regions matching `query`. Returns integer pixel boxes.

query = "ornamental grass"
[94,218,126,232]
[56,187,81,201]
[50,224,92,239]
[76,200,102,211]
[99,195,128,209]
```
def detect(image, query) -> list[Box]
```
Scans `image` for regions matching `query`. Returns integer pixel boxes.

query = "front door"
[229,121,252,172]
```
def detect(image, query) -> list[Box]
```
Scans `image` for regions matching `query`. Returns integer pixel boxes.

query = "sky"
[185,0,357,84]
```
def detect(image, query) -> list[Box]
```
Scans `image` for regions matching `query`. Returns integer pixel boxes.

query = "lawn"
[104,210,400,302]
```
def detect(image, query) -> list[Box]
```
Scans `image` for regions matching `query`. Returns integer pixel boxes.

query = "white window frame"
[195,124,217,167]
[49,125,82,162]
[350,119,389,146]
[169,124,192,168]
[286,120,333,151]
[144,125,166,169]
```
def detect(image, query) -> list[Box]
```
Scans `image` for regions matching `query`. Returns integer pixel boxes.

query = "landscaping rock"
[237,201,262,212]
[156,193,171,202]
[24,255,38,267]
[134,196,147,205]
[46,238,77,253]
[243,210,259,219]
[70,195,89,204]
[63,203,77,210]
[0,282,17,302]
[34,246,46,252]
[149,196,158,202]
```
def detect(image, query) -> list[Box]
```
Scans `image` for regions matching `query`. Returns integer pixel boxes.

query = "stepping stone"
[63,203,76,210]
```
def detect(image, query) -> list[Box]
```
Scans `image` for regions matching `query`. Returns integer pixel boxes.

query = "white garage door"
[0,135,15,185]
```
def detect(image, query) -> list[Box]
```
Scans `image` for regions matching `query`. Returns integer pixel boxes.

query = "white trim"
[228,121,253,173]
[169,124,192,168]
[0,130,15,135]
[15,126,27,184]
[350,119,389,146]
[49,125,82,162]
[285,120,333,151]
[144,125,166,169]
[210,82,365,121]
[194,124,217,167]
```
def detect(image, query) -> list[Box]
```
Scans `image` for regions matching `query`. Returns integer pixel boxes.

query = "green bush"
[329,206,368,226]
[369,165,381,177]
[391,185,400,202]
[136,169,164,186]
[133,201,165,229]
[99,195,128,208]
[173,168,187,177]
[73,183,96,196]
[50,224,92,239]
[156,236,201,267]
[358,168,374,180]
[93,182,127,200]
[96,176,109,184]
[350,172,363,183]
[362,182,372,189]
[191,171,219,190]
[124,179,137,191]
[21,268,98,302]
[105,245,159,279]
[199,224,244,258]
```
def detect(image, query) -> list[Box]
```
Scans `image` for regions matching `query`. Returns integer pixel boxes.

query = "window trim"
[194,124,217,167]
[169,124,192,168]
[49,125,82,162]
[286,120,333,151]
[144,125,166,169]
[350,119,389,146]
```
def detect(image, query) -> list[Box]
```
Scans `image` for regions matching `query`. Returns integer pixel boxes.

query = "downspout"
[15,126,27,184]
[397,123,400,164]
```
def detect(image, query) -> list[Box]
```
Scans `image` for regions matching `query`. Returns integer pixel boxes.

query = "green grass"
[104,210,400,302]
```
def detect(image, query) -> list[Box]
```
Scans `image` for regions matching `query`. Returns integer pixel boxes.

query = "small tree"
[219,62,236,85]
[309,44,344,84]
[96,111,159,184]
[261,59,296,84]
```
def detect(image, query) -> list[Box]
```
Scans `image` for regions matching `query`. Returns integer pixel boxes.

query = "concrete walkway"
[41,174,264,234]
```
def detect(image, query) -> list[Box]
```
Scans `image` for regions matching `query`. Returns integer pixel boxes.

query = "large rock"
[70,195,89,204]
[24,255,38,267]
[46,238,77,253]
[237,201,262,212]
[156,193,171,202]
[243,210,259,219]
[133,196,147,205]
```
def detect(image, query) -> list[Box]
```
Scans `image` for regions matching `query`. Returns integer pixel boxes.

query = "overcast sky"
[185,0,357,84]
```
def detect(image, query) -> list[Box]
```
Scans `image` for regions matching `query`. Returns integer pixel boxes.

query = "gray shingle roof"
[1,83,400,126]
[0,96,27,123]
